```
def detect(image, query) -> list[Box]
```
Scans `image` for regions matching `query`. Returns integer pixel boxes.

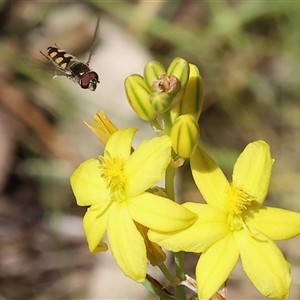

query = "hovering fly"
[40,17,100,91]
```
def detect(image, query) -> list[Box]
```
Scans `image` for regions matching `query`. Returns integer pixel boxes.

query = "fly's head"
[80,71,100,91]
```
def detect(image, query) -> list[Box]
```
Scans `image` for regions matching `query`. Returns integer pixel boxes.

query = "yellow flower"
[149,140,300,299]
[70,128,197,282]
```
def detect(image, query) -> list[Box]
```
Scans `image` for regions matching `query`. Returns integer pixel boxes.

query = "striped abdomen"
[47,46,76,70]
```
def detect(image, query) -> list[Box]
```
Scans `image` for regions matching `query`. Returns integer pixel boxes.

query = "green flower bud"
[144,61,166,88]
[125,58,191,120]
[171,64,203,123]
[149,91,173,114]
[167,57,190,88]
[124,74,155,121]
[145,61,183,113]
[149,67,183,113]
[147,58,190,113]
[170,114,200,158]
[160,57,190,111]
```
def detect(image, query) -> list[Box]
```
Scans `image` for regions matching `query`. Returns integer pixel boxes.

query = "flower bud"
[170,114,200,158]
[171,63,203,123]
[162,57,190,111]
[147,58,190,113]
[167,57,189,88]
[149,91,173,114]
[125,58,191,120]
[144,61,166,88]
[125,74,156,121]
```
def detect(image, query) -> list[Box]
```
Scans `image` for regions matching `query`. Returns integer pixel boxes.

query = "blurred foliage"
[0,0,300,299]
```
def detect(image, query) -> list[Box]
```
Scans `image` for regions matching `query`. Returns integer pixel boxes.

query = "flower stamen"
[99,151,127,201]
[226,185,255,215]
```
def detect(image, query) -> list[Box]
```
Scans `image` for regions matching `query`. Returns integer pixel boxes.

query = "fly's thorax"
[70,62,91,76]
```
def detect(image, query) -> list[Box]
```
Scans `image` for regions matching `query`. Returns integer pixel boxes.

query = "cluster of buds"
[125,57,203,160]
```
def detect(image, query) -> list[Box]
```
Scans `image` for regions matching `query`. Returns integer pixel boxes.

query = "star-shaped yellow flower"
[149,140,300,299]
[70,128,197,282]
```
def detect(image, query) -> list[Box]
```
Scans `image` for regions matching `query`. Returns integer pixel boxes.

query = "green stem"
[159,263,175,283]
[165,154,187,299]
[175,251,185,279]
[163,111,173,135]
[175,252,187,300]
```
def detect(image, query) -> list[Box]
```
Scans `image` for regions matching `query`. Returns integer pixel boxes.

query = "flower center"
[226,185,259,234]
[98,151,127,202]
[225,185,255,216]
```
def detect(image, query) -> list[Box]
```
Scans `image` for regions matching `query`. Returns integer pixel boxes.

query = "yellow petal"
[190,146,229,209]
[84,111,118,145]
[83,205,109,253]
[232,140,273,205]
[128,192,197,232]
[148,203,228,252]
[234,229,291,299]
[70,158,110,206]
[245,206,300,240]
[196,233,239,300]
[105,128,137,160]
[125,135,172,197]
[107,202,147,282]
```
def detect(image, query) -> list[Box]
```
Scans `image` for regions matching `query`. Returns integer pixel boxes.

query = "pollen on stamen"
[226,185,255,215]
[98,153,127,193]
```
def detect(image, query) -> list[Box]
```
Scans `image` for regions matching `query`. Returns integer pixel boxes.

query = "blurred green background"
[0,1,299,299]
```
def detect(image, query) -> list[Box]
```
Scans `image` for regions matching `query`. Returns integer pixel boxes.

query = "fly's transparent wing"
[20,55,68,78]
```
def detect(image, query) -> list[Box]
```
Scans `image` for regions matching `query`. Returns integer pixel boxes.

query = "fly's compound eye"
[80,71,100,91]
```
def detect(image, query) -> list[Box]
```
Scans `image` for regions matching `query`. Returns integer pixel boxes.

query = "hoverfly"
[40,17,100,91]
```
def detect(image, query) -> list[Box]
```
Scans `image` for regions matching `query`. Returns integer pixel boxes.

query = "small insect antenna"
[86,16,100,66]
